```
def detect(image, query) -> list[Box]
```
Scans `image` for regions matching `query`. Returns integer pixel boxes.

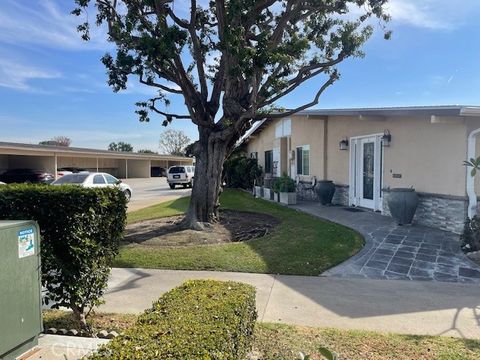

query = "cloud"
[0,58,61,91]
[0,0,109,50]
[386,0,480,30]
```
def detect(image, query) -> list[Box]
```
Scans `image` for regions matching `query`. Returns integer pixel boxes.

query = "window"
[296,145,310,175]
[169,166,186,174]
[250,152,258,159]
[52,174,89,185]
[264,150,273,173]
[93,174,106,184]
[104,174,119,185]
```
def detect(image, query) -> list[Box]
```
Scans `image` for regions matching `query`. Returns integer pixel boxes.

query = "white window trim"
[296,145,310,176]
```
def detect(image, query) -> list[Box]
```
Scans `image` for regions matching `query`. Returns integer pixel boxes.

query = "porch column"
[466,128,480,218]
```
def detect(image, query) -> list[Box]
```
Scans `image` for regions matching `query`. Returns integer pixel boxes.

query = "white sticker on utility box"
[18,228,35,258]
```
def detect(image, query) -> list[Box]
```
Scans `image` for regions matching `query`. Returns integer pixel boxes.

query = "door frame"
[349,133,384,211]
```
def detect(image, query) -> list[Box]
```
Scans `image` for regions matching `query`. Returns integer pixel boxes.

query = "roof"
[239,105,480,145]
[296,105,480,117]
[0,141,192,162]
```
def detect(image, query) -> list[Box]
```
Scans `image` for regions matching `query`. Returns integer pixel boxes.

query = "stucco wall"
[247,119,279,170]
[326,115,468,196]
[290,116,325,181]
[247,114,480,197]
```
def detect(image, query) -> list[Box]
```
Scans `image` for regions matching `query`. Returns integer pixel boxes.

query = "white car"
[51,172,132,200]
[167,166,194,189]
[0,181,5,185]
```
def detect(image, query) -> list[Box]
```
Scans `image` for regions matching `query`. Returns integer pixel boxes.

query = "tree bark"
[71,305,90,334]
[183,128,229,230]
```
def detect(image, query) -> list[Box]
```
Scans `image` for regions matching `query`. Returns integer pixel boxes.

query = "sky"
[1,0,480,151]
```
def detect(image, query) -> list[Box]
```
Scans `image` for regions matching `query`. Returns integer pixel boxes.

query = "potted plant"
[273,174,297,205]
[386,187,419,225]
[316,180,336,205]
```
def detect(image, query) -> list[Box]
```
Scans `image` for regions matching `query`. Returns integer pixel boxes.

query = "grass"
[115,189,363,275]
[253,323,480,360]
[42,311,480,359]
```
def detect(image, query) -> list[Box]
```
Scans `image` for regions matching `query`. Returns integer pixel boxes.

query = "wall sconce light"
[339,138,349,151]
[382,130,391,147]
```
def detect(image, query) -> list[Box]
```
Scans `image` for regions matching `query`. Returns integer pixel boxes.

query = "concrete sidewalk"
[100,268,480,339]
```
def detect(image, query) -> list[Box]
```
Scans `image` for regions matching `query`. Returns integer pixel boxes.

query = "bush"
[273,174,296,193]
[223,151,263,189]
[461,216,480,252]
[90,280,257,360]
[0,184,127,330]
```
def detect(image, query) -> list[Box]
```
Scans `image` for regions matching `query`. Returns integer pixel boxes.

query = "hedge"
[0,184,127,329]
[90,280,257,359]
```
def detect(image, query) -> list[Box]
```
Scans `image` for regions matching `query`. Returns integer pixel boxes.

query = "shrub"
[461,216,480,252]
[90,280,257,360]
[0,184,127,330]
[273,174,296,193]
[223,151,263,189]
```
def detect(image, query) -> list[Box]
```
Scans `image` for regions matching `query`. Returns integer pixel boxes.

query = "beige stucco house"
[243,105,480,233]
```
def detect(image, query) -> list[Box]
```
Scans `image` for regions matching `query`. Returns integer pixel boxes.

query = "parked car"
[51,172,132,200]
[0,181,5,185]
[0,169,54,184]
[167,166,194,189]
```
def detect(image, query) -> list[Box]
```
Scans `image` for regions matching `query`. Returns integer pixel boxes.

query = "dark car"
[57,167,87,173]
[0,169,55,184]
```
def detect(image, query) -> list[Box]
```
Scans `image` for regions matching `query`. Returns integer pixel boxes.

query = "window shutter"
[296,147,302,175]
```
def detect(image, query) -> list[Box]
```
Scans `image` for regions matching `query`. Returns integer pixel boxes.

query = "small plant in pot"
[273,174,297,205]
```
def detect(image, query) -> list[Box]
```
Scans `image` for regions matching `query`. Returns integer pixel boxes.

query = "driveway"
[100,268,480,339]
[292,202,480,283]
[123,177,191,212]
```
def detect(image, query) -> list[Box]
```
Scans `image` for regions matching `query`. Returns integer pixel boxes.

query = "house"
[242,105,480,234]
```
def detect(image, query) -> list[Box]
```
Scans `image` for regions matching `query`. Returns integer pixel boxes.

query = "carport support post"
[96,157,99,172]
[125,159,128,179]
[54,153,58,180]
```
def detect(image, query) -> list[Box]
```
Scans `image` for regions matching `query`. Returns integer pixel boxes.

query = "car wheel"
[123,190,131,201]
[182,184,188,189]
[169,184,175,189]
[189,181,193,188]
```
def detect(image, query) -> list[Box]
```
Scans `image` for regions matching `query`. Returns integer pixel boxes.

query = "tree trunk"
[183,129,229,230]
[72,305,90,334]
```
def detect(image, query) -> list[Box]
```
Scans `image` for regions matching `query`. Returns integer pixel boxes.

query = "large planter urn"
[254,186,263,198]
[316,180,336,205]
[387,188,419,225]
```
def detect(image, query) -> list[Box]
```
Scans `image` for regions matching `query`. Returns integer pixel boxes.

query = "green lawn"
[254,323,480,360]
[116,190,363,275]
[43,311,480,360]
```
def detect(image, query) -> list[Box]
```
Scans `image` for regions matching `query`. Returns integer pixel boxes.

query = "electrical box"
[0,221,42,360]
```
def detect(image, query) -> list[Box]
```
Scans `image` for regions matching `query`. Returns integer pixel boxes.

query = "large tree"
[73,0,390,229]
[159,129,192,156]
[39,136,72,147]
[108,141,134,152]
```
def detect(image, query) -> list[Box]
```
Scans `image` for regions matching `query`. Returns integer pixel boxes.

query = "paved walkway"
[100,268,480,339]
[292,202,480,283]
[25,335,108,360]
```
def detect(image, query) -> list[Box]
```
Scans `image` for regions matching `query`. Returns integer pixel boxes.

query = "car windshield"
[52,174,89,184]
[169,167,185,174]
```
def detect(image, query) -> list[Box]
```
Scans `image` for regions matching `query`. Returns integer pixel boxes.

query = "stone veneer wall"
[382,190,467,234]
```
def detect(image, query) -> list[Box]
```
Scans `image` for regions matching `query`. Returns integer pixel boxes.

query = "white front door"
[350,135,383,210]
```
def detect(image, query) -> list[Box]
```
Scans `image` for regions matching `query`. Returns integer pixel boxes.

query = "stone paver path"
[292,202,480,283]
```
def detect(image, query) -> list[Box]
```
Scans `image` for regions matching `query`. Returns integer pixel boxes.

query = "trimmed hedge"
[0,184,126,327]
[90,280,257,359]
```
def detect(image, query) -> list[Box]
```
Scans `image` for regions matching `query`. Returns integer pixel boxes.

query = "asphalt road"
[122,177,191,212]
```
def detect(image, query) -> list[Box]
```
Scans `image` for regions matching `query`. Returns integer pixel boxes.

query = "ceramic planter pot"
[279,192,297,205]
[316,180,336,205]
[387,188,419,225]
[263,188,274,201]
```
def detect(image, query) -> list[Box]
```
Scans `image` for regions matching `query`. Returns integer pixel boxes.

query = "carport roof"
[0,141,192,161]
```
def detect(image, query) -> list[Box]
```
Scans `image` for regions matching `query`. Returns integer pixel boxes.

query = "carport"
[0,142,193,180]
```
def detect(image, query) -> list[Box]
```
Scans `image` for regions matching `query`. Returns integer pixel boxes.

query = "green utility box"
[0,221,42,360]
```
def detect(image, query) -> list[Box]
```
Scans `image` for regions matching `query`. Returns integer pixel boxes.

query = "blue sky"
[1,0,480,151]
